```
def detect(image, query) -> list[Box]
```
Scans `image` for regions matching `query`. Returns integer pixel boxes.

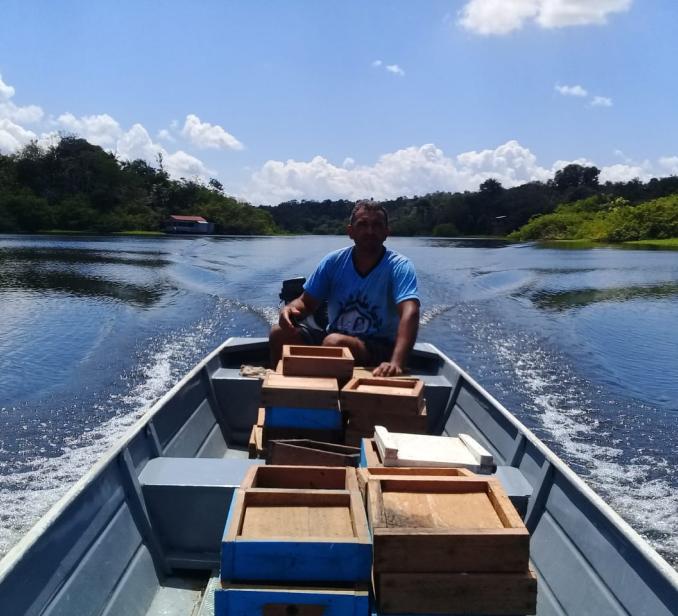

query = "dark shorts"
[297,325,394,366]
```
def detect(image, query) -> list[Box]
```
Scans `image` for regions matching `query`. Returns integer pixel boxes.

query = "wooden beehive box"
[367,476,529,574]
[240,465,359,492]
[340,377,424,414]
[267,439,361,467]
[261,373,339,409]
[282,345,354,380]
[221,488,371,583]
[376,569,537,615]
[344,405,428,447]
[257,408,343,446]
[215,582,369,616]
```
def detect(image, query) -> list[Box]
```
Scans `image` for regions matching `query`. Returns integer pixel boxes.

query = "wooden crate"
[267,439,360,467]
[240,465,360,492]
[344,405,428,435]
[282,345,354,380]
[221,488,371,583]
[355,462,474,503]
[375,569,537,615]
[215,582,369,616]
[340,377,424,414]
[367,476,529,574]
[261,373,339,409]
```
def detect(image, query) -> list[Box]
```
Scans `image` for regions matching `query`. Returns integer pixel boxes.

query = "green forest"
[1,136,678,242]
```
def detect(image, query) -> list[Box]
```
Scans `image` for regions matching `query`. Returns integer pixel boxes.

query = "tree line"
[1,136,677,239]
[263,167,678,239]
[0,137,277,234]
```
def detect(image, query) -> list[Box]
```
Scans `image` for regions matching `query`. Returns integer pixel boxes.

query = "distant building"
[166,215,215,234]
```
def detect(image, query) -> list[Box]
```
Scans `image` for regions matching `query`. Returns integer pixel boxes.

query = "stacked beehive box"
[366,474,537,615]
[215,465,371,615]
[341,376,428,446]
[250,373,344,457]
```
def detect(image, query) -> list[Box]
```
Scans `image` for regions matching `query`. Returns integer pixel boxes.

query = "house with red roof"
[166,215,215,234]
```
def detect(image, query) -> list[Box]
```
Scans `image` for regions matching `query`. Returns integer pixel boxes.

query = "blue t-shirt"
[303,246,419,340]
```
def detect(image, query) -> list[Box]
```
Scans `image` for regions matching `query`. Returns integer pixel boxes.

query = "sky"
[1,0,677,205]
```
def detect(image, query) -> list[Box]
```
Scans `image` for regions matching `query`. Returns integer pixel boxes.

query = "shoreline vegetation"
[1,136,677,245]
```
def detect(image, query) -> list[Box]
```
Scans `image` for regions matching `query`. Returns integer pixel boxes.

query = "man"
[269,200,420,376]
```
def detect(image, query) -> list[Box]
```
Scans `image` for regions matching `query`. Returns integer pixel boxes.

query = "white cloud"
[555,84,588,97]
[245,140,555,204]
[658,157,678,175]
[56,112,122,147]
[459,0,632,35]
[116,123,212,178]
[0,75,16,101]
[157,128,175,142]
[372,60,405,76]
[385,64,405,76]
[181,114,243,150]
[0,118,37,152]
[537,0,632,28]
[591,95,613,107]
[599,163,652,183]
[0,74,44,124]
[244,142,678,204]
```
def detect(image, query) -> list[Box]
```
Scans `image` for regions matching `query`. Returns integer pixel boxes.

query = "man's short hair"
[350,199,389,226]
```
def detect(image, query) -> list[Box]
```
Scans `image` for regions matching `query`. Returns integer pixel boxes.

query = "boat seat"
[139,457,264,570]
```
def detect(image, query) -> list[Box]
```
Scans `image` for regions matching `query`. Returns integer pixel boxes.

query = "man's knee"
[322,333,349,347]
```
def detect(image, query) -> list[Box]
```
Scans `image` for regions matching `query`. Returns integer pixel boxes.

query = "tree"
[554,164,600,191]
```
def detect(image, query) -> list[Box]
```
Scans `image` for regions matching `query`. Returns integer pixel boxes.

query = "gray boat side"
[0,337,676,616]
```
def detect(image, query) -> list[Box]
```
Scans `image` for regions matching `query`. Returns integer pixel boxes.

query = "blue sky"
[1,0,677,204]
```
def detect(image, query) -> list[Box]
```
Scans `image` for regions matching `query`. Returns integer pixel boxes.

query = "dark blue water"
[1,234,676,565]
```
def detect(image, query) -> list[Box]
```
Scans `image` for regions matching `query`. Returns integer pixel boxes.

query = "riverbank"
[537,238,678,250]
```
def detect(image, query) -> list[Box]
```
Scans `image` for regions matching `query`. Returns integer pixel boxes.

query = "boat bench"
[139,457,264,570]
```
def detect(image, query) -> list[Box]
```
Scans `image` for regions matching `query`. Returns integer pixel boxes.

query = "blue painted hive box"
[261,372,342,430]
[221,488,372,583]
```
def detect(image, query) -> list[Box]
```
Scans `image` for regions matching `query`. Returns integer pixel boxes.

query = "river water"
[0,234,676,566]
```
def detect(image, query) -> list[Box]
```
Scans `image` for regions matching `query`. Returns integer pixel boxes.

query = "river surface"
[0,234,676,566]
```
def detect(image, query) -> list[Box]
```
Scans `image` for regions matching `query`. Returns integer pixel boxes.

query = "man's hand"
[372,361,403,377]
[279,304,304,330]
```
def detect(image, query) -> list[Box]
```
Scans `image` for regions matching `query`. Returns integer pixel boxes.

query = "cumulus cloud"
[0,73,213,181]
[245,140,556,204]
[372,60,405,76]
[385,64,405,76]
[56,113,122,147]
[116,123,212,178]
[599,163,652,183]
[0,73,44,125]
[181,114,243,150]
[555,84,588,97]
[591,95,613,107]
[244,142,678,205]
[658,157,678,175]
[459,0,632,35]
[157,128,175,142]
[0,118,37,152]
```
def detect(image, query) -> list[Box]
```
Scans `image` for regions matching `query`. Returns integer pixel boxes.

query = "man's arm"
[279,291,320,329]
[373,299,419,377]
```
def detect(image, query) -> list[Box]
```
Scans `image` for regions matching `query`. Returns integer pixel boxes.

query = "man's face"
[348,208,389,252]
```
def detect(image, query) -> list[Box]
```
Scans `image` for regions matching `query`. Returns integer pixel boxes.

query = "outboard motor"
[279,277,328,331]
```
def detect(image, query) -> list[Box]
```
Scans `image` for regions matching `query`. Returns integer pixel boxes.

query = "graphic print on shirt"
[334,293,383,336]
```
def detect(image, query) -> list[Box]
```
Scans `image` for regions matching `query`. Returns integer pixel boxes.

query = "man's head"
[348,199,389,254]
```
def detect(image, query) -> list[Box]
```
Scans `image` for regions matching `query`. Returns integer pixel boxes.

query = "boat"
[1,335,677,615]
